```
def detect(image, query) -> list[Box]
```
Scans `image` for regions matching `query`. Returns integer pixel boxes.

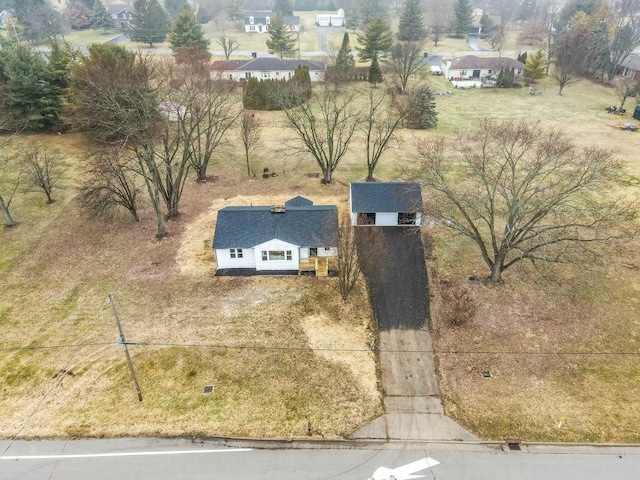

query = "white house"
[244,11,299,33]
[443,55,524,88]
[213,196,338,276]
[349,182,423,227]
[210,58,326,82]
[0,8,15,30]
[317,8,345,27]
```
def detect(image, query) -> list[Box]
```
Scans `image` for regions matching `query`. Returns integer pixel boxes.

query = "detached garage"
[349,182,423,227]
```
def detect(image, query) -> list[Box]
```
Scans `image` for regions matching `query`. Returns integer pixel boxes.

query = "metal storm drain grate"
[505,438,522,451]
[202,385,214,394]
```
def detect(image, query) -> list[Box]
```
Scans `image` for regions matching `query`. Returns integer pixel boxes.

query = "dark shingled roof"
[621,53,640,71]
[350,182,423,213]
[210,58,325,72]
[244,11,300,25]
[448,55,524,70]
[213,199,337,249]
[285,196,314,207]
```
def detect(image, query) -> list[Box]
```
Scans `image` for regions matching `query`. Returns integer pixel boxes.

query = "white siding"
[215,248,256,269]
[375,212,398,226]
[254,239,299,271]
[416,212,423,226]
[300,247,309,259]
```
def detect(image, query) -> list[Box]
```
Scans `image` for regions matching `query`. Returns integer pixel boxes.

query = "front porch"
[299,257,338,277]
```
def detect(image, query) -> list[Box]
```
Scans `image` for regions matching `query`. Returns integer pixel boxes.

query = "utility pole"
[107,295,143,402]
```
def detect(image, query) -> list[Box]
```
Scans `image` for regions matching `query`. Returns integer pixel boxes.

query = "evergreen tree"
[273,0,293,16]
[588,20,611,80]
[346,7,360,32]
[517,51,527,64]
[524,49,547,82]
[169,3,210,56]
[359,0,386,25]
[0,44,64,131]
[397,0,425,42]
[130,0,170,47]
[266,12,296,59]
[356,17,393,62]
[405,85,437,129]
[90,0,116,32]
[226,0,244,21]
[454,0,472,37]
[368,54,383,85]
[164,0,188,19]
[334,32,355,82]
[496,67,515,88]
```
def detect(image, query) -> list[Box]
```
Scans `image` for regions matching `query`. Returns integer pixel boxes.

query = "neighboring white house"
[244,11,300,33]
[0,8,15,30]
[212,196,338,276]
[316,8,345,27]
[210,58,326,82]
[349,182,423,227]
[442,55,524,88]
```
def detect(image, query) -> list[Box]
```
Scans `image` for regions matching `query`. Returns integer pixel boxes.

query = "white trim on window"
[249,16,254,24]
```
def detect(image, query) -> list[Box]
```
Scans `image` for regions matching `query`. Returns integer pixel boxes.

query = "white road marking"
[370,457,440,480]
[1,448,252,460]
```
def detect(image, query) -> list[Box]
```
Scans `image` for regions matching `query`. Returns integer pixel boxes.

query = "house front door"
[473,69,481,78]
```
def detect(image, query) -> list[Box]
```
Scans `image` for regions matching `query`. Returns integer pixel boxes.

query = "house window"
[357,212,376,225]
[261,251,267,261]
[266,16,270,24]
[286,251,292,261]
[324,247,331,252]
[269,250,285,260]
[460,70,467,76]
[237,248,243,258]
[276,71,280,76]
[249,16,254,24]
[230,248,244,258]
[261,72,271,78]
[517,69,522,75]
[230,248,236,258]
[249,25,255,31]
[398,212,417,225]
[488,69,493,74]
[310,248,318,257]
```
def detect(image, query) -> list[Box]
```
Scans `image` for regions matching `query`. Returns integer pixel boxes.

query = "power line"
[2,341,639,357]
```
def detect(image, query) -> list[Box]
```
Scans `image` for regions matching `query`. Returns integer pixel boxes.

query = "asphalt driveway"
[355,227,430,331]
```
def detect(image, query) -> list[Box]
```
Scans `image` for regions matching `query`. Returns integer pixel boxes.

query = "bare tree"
[80,147,141,222]
[425,0,452,46]
[21,145,62,204]
[216,36,240,61]
[282,85,360,184]
[0,143,20,227]
[70,46,168,237]
[605,0,640,81]
[239,110,262,176]
[415,118,639,282]
[550,58,580,94]
[550,31,582,94]
[335,215,361,301]
[613,76,638,110]
[180,78,241,182]
[385,40,426,92]
[490,0,517,39]
[361,86,404,181]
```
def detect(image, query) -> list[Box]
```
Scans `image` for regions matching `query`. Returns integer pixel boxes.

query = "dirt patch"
[302,314,379,400]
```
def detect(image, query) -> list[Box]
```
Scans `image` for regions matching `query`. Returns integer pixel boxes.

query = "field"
[3,23,640,440]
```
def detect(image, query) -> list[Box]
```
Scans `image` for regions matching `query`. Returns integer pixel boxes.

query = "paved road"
[2,438,640,480]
